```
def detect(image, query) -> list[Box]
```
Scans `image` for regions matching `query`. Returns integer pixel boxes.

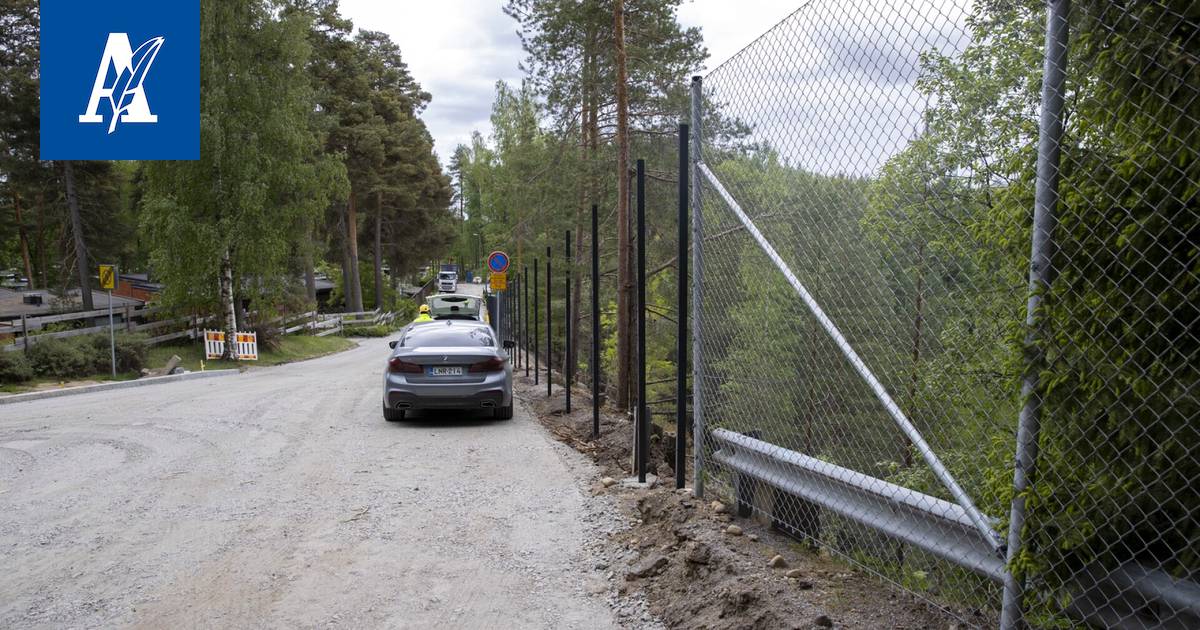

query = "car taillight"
[468,357,505,373]
[388,357,423,374]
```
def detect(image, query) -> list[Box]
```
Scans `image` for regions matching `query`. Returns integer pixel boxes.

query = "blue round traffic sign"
[487,251,510,273]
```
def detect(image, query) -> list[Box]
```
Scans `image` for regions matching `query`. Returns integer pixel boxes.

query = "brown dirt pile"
[517,376,965,629]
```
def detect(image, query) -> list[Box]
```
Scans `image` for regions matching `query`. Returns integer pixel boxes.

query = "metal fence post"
[565,229,572,412]
[1000,2,1070,627]
[689,75,706,498]
[677,122,690,490]
[592,204,601,439]
[524,265,530,377]
[534,258,539,385]
[546,246,552,397]
[637,158,648,483]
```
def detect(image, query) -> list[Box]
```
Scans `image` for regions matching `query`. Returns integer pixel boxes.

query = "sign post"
[98,264,116,377]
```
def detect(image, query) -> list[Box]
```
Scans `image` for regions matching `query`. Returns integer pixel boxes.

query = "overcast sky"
[338,1,803,164]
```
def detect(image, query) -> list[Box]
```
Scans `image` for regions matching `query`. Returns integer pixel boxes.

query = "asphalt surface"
[0,289,624,629]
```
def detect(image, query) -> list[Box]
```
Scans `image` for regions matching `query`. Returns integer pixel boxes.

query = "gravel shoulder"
[519,376,964,630]
[0,336,634,629]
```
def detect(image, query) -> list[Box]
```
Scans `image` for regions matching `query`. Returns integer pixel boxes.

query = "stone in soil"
[625,554,669,580]
[769,554,788,568]
[814,614,834,627]
[785,569,804,578]
[725,524,743,536]
[683,541,711,565]
[711,500,727,514]
[601,477,617,487]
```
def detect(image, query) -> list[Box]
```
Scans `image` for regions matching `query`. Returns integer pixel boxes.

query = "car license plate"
[429,366,463,376]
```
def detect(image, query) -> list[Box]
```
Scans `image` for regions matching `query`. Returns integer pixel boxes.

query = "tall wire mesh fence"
[691,0,1198,627]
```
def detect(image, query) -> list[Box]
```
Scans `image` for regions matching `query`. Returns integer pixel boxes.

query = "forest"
[0,0,456,360]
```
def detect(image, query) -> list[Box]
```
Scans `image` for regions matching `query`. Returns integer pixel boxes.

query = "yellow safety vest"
[413,313,433,323]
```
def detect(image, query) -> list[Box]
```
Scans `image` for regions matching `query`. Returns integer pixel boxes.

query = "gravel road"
[0,330,629,628]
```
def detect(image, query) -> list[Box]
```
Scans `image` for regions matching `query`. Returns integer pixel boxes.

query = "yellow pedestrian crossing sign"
[490,272,507,290]
[98,264,116,290]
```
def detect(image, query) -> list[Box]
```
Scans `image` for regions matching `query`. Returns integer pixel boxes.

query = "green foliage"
[0,352,33,383]
[859,0,1200,611]
[141,0,346,316]
[342,324,391,337]
[26,337,91,378]
[24,334,148,379]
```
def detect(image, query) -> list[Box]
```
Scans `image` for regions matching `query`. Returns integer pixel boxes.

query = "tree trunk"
[338,205,353,310]
[36,192,47,287]
[303,245,317,304]
[373,191,384,310]
[220,248,238,361]
[613,0,632,411]
[346,188,364,312]
[12,192,35,289]
[63,161,94,310]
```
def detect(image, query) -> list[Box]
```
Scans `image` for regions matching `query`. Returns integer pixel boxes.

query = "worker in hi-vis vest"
[413,304,434,323]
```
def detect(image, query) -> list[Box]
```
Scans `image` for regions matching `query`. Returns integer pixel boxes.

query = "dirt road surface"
[0,329,629,628]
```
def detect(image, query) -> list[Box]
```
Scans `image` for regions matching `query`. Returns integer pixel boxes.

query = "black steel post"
[565,229,572,413]
[591,204,600,439]
[523,266,529,377]
[637,159,648,483]
[546,246,552,397]
[534,259,539,385]
[514,276,520,368]
[676,124,689,489]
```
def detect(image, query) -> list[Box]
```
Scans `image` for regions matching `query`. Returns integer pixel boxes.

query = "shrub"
[0,352,34,383]
[24,333,148,379]
[26,337,91,378]
[343,324,391,337]
[112,334,148,372]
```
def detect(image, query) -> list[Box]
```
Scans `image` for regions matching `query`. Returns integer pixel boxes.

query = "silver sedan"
[382,320,514,421]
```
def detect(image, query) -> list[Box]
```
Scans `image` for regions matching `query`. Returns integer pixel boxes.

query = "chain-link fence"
[690,0,1198,627]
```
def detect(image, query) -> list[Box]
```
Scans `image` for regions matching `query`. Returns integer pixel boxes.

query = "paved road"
[0,327,619,628]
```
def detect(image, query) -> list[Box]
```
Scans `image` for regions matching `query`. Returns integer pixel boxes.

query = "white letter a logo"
[79,33,164,133]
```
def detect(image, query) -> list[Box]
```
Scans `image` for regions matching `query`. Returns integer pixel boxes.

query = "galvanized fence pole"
[677,122,690,489]
[637,159,648,483]
[1000,1,1071,627]
[592,204,601,439]
[565,229,572,412]
[689,76,705,498]
[546,246,552,397]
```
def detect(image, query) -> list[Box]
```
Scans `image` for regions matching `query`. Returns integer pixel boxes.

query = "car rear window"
[403,325,493,348]
[428,296,481,318]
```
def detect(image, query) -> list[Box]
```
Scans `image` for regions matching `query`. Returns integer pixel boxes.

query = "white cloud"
[337,0,800,166]
[338,0,525,162]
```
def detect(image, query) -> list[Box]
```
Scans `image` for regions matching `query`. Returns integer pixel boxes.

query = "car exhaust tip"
[396,403,412,410]
[480,400,496,408]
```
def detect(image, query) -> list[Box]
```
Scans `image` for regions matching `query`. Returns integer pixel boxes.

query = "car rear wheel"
[383,405,405,422]
[494,403,513,420]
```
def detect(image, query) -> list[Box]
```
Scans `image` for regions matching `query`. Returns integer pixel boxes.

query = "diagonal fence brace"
[697,161,1002,553]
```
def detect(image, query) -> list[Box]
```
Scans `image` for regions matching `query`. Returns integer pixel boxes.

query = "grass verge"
[146,334,356,372]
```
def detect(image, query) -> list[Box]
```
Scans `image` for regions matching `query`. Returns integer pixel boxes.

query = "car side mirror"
[388,341,398,349]
[502,339,516,350]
